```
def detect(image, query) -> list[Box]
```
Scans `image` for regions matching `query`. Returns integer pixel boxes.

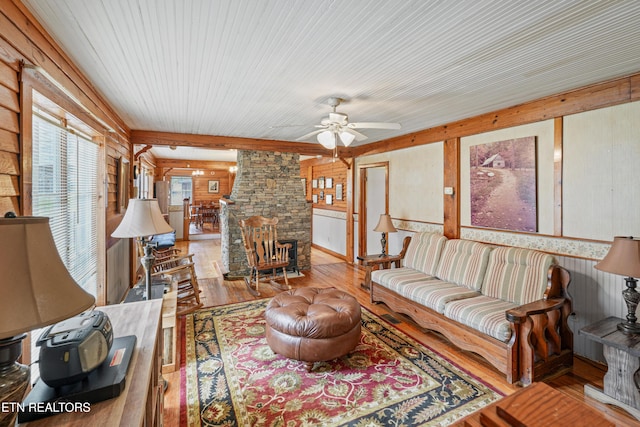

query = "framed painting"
[469,136,537,232]
[208,180,219,193]
[335,184,343,200]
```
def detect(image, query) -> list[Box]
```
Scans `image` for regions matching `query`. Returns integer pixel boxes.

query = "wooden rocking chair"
[150,253,203,315]
[239,216,292,296]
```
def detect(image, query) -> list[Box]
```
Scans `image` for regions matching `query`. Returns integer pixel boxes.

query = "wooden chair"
[239,216,292,296]
[150,253,203,315]
[200,205,217,231]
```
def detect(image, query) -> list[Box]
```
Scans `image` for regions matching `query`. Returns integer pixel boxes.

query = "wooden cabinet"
[20,299,164,426]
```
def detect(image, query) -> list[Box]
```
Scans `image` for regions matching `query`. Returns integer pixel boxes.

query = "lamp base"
[379,232,387,257]
[0,334,30,426]
[617,321,640,334]
[619,277,640,335]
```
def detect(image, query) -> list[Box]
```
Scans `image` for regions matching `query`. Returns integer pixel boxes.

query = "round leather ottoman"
[265,287,361,371]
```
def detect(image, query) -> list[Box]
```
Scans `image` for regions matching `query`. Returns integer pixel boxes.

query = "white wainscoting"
[312,208,347,256]
[558,255,626,364]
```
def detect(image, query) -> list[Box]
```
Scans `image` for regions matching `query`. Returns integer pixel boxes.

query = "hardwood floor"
[162,237,639,426]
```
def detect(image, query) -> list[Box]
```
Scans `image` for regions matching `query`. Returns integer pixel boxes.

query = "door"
[358,162,389,257]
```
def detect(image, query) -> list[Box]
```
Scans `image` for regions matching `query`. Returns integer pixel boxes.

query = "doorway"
[358,162,389,258]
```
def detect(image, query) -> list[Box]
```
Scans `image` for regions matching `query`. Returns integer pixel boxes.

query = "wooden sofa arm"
[361,236,412,269]
[504,265,573,384]
[506,298,566,322]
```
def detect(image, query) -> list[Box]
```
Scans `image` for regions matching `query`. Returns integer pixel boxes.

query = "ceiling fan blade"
[342,128,368,141]
[296,129,324,141]
[348,122,401,130]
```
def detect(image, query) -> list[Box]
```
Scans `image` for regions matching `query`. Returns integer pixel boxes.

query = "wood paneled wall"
[191,172,233,205]
[0,57,19,215]
[301,157,348,211]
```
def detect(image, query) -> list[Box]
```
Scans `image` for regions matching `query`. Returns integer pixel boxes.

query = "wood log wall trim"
[0,56,19,215]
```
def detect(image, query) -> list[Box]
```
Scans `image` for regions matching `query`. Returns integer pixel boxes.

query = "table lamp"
[595,236,640,334]
[112,199,173,300]
[0,214,95,426]
[373,214,397,257]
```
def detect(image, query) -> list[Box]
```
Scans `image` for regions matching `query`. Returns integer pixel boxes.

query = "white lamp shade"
[0,217,95,339]
[317,131,336,149]
[338,131,356,146]
[112,198,174,238]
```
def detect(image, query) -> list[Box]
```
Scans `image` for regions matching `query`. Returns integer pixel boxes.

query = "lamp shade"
[595,236,640,278]
[0,217,95,340]
[373,214,397,233]
[112,198,173,238]
[317,131,336,149]
[338,131,356,146]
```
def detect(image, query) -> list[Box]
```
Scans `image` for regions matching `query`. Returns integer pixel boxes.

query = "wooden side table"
[357,253,402,290]
[581,316,640,421]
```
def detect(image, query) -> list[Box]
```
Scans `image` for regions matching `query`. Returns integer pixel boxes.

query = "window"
[170,176,192,205]
[32,109,100,297]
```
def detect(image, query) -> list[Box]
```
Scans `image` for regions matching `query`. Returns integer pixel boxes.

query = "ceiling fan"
[296,97,401,149]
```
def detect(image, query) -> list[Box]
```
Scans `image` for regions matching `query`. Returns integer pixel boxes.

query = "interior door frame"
[358,161,389,258]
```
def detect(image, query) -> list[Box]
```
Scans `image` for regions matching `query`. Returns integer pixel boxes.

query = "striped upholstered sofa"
[370,232,573,385]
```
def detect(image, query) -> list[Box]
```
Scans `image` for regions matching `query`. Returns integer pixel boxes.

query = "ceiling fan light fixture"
[338,131,355,146]
[317,130,336,149]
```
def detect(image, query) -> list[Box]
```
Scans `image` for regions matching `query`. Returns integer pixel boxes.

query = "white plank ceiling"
[21,0,640,160]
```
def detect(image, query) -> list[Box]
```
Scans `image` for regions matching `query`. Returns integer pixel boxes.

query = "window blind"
[32,112,99,297]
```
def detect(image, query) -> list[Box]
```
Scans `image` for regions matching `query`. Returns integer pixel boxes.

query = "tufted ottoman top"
[265,287,361,339]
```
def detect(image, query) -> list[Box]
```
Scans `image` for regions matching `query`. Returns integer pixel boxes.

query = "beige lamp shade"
[374,214,397,233]
[112,198,173,238]
[595,236,640,278]
[0,217,95,340]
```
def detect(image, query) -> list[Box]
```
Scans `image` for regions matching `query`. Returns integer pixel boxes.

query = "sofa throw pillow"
[403,232,447,276]
[481,247,556,305]
[435,240,493,291]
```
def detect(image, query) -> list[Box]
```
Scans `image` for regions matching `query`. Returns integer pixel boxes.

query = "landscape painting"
[469,136,537,232]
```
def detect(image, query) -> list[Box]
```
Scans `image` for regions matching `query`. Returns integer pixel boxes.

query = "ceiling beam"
[155,159,236,169]
[131,130,333,157]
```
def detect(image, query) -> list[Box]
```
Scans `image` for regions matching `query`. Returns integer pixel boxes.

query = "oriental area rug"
[182,299,502,426]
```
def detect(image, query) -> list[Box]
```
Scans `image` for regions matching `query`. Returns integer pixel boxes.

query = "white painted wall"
[563,101,640,240]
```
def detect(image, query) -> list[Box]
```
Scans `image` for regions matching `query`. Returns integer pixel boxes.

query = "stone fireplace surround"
[220,150,311,277]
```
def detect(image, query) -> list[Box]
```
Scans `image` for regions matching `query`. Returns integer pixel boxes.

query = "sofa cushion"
[435,240,493,291]
[372,267,435,292]
[373,268,479,313]
[443,295,518,342]
[481,247,556,305]
[403,232,447,276]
